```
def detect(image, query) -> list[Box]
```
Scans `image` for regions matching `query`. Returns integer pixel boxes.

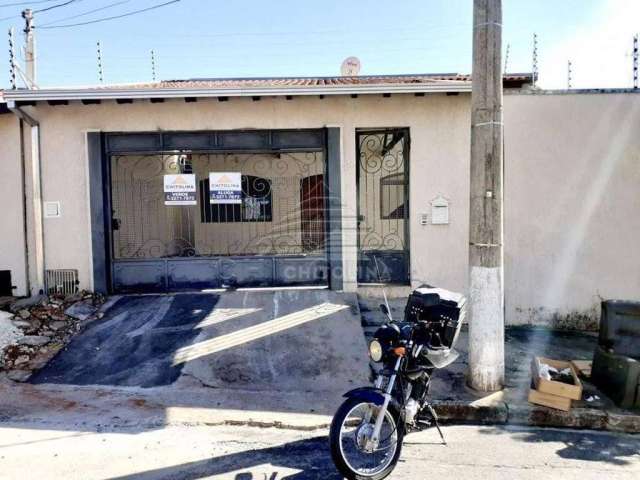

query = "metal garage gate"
[105,130,330,293]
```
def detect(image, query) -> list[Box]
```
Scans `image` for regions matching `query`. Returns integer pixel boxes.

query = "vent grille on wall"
[45,269,79,296]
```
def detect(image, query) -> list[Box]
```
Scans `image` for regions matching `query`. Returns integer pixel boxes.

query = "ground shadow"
[106,436,340,480]
[30,294,220,387]
[479,425,640,466]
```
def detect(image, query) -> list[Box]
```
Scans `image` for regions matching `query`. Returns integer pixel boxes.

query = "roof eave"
[2,82,472,102]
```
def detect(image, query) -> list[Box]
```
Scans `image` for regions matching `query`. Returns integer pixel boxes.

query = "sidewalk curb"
[433,400,640,434]
[434,400,508,425]
[163,401,640,433]
[1,382,638,434]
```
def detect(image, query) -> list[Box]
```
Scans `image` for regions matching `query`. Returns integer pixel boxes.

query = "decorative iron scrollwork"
[111,152,327,259]
[357,131,408,254]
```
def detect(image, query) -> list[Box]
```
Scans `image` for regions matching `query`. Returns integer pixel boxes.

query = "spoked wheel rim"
[338,401,399,477]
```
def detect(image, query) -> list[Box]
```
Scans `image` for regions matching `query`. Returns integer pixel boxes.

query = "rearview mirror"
[380,304,389,316]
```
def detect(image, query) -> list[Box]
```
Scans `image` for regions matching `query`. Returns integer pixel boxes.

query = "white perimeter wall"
[504,92,640,328]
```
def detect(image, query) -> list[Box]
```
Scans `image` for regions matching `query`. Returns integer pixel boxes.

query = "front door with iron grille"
[109,150,328,292]
[356,129,410,284]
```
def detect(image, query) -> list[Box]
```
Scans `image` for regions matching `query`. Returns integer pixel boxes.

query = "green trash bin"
[592,345,640,409]
[591,300,640,409]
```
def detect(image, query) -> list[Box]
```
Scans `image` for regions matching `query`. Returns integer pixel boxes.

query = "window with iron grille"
[380,172,405,219]
[199,175,272,223]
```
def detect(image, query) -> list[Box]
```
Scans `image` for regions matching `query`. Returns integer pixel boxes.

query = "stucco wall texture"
[0,114,27,296]
[0,91,638,327]
[504,92,640,327]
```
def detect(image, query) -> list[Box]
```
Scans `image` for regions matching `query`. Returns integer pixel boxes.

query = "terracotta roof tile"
[92,73,532,90]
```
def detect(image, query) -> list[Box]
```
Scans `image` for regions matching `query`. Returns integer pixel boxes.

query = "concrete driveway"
[30,289,370,396]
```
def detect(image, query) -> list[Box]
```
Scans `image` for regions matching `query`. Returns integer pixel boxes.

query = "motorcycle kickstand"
[425,403,447,445]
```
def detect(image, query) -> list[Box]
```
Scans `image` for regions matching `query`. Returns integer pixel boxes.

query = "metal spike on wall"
[151,49,157,82]
[504,43,510,74]
[632,34,639,89]
[97,41,104,84]
[532,33,539,87]
[567,60,572,89]
[8,27,16,89]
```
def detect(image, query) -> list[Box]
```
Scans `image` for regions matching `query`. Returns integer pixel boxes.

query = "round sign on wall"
[340,56,361,76]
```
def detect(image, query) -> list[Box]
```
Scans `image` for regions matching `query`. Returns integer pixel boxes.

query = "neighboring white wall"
[0,114,27,296]
[504,92,640,328]
[16,94,471,294]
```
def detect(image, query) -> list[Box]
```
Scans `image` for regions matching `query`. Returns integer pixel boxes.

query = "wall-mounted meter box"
[430,195,449,225]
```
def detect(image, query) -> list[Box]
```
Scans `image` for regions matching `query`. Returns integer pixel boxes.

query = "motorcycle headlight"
[369,339,383,362]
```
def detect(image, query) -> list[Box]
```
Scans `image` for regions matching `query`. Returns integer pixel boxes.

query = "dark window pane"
[200,175,272,223]
[380,173,405,219]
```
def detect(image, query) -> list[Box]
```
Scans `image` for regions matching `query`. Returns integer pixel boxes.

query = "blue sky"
[0,0,637,89]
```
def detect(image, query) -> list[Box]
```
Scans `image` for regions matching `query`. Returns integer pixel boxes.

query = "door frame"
[355,127,410,284]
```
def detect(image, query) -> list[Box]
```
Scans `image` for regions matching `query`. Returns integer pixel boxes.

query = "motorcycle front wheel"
[329,397,404,480]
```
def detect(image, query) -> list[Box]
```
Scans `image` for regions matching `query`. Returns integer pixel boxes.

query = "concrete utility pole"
[22,9,36,88]
[468,0,505,392]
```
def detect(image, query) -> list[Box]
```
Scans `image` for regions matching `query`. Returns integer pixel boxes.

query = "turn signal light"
[393,347,406,357]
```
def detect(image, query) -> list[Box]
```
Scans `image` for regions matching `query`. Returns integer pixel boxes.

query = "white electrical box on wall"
[44,201,61,218]
[430,195,450,225]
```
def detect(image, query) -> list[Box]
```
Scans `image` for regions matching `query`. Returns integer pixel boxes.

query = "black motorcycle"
[329,285,466,480]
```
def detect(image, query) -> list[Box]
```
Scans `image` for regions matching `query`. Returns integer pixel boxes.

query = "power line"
[0,0,56,8]
[34,0,81,14]
[40,0,131,27]
[38,21,471,38]
[38,0,181,29]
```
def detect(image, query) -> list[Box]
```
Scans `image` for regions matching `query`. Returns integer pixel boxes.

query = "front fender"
[343,387,402,415]
[343,387,386,406]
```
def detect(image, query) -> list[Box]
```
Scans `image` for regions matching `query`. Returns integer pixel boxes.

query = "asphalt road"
[0,423,638,479]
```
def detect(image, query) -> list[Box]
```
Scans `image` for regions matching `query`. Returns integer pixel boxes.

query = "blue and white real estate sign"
[209,172,242,204]
[164,174,197,205]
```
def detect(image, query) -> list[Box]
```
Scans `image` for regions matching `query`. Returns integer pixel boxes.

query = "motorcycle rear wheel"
[329,397,404,480]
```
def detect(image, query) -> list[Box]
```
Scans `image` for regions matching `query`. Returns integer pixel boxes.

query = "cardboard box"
[528,388,572,412]
[531,356,583,401]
